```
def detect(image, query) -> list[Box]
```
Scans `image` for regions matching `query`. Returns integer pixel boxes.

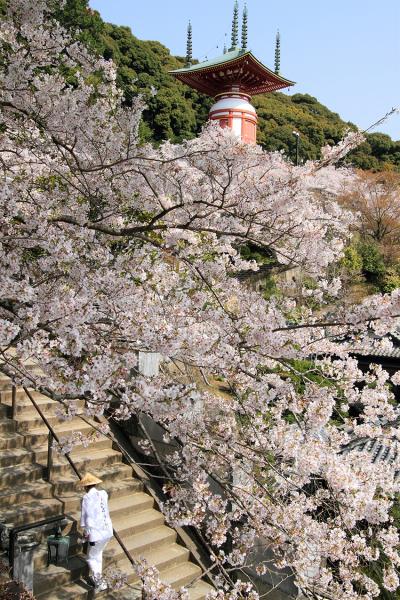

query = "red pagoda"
[170,3,295,144]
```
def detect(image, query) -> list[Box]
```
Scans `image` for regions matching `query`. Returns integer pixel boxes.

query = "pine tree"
[230,1,239,50]
[241,4,248,50]
[186,21,192,65]
[274,30,281,74]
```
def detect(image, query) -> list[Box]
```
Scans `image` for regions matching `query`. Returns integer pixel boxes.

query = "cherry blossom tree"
[340,170,400,265]
[2,1,400,598]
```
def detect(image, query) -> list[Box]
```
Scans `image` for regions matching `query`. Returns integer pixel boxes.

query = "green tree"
[358,241,386,280]
[33,0,400,167]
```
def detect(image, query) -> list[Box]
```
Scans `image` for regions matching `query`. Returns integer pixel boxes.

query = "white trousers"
[86,537,111,579]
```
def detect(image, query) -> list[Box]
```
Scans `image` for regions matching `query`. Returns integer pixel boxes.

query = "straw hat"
[77,473,103,487]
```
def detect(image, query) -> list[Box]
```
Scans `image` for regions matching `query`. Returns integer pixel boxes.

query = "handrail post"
[46,431,53,483]
[9,529,17,579]
[11,385,17,419]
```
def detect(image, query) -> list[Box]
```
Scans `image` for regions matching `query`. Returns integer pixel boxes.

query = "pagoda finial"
[186,21,193,66]
[274,30,281,74]
[223,33,228,54]
[230,1,239,50]
[241,4,248,50]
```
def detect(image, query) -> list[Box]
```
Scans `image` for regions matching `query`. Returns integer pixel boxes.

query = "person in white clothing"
[78,472,113,591]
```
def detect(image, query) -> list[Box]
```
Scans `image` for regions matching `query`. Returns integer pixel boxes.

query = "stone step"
[0,404,9,418]
[162,562,202,590]
[65,503,168,554]
[54,507,165,563]
[1,388,50,404]
[102,585,142,600]
[0,430,25,450]
[188,580,216,600]
[3,397,85,419]
[35,535,191,597]
[0,418,16,434]
[112,507,164,538]
[95,554,202,592]
[34,524,179,596]
[33,502,156,571]
[95,585,143,600]
[0,463,43,489]
[0,447,35,468]
[34,437,113,465]
[35,524,188,574]
[107,525,177,561]
[0,378,12,392]
[4,399,59,418]
[105,538,189,573]
[0,380,47,403]
[35,578,94,600]
[59,505,165,553]
[24,420,95,449]
[0,479,53,510]
[0,497,63,528]
[49,464,133,495]
[15,411,87,432]
[48,463,138,499]
[0,383,214,600]
[34,555,87,596]
[105,490,154,515]
[0,366,43,382]
[47,448,123,478]
[62,488,153,516]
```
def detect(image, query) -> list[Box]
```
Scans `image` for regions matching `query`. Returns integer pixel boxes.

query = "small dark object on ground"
[0,580,35,600]
[0,560,35,600]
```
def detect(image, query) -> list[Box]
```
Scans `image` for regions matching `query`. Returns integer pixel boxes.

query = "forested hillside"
[11,0,400,169]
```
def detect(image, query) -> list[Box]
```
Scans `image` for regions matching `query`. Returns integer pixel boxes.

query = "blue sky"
[89,0,400,140]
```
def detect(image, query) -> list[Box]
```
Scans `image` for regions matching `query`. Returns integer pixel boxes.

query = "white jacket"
[80,487,113,542]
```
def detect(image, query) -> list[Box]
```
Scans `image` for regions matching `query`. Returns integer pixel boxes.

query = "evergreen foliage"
[357,240,386,278]
[49,0,399,169]
[344,238,400,294]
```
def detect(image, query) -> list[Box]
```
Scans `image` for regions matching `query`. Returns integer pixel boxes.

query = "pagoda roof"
[170,49,295,97]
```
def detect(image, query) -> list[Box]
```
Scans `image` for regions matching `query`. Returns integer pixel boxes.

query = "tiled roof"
[351,330,400,359]
[342,436,400,480]
[170,50,295,97]
[353,347,400,359]
[171,49,246,73]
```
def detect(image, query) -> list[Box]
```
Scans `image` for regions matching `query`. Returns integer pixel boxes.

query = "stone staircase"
[0,377,214,599]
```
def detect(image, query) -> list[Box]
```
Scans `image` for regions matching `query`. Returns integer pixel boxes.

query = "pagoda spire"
[230,1,239,50]
[274,30,281,74]
[241,4,248,50]
[186,21,193,66]
[170,14,296,145]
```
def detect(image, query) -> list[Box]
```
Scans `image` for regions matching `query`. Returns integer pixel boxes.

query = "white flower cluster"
[1,2,400,598]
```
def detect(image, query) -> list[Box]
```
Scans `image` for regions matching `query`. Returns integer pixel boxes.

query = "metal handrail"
[9,515,67,578]
[11,386,17,420]
[20,386,142,582]
[23,387,80,481]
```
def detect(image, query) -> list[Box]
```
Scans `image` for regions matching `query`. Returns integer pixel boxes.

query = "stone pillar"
[13,534,40,592]
[138,351,161,377]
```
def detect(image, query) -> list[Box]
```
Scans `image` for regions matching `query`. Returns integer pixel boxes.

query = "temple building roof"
[170,49,295,97]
